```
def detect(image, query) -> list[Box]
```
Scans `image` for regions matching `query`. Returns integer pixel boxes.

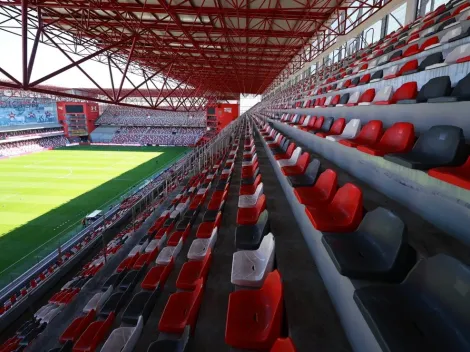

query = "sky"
[0,16,167,90]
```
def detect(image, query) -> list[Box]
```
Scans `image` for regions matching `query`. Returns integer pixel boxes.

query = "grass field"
[0,145,188,283]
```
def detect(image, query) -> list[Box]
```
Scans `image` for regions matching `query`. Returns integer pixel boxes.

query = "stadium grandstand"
[0,0,469,351]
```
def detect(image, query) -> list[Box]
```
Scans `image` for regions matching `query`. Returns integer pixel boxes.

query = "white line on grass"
[55,168,73,179]
[0,193,19,202]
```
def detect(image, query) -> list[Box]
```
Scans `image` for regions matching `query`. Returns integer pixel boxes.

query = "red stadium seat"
[339,120,383,148]
[357,122,415,156]
[316,118,346,138]
[454,2,470,15]
[274,143,296,160]
[359,73,371,85]
[307,116,324,132]
[141,260,174,291]
[176,249,212,290]
[315,96,326,107]
[271,338,297,352]
[305,183,363,232]
[240,174,262,195]
[242,162,259,179]
[134,244,161,269]
[196,213,221,238]
[225,270,283,350]
[403,44,421,57]
[189,193,207,210]
[428,157,470,190]
[154,227,167,239]
[330,94,341,106]
[167,227,191,246]
[420,36,439,50]
[158,279,204,334]
[282,151,310,176]
[294,169,337,207]
[391,82,418,103]
[60,310,96,344]
[117,254,139,273]
[295,115,306,125]
[398,60,418,76]
[207,190,228,211]
[237,194,266,225]
[298,117,316,131]
[72,313,115,352]
[357,89,375,105]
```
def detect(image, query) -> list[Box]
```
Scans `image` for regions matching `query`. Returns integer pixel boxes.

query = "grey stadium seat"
[429,72,470,102]
[354,254,470,352]
[287,159,321,188]
[401,76,452,103]
[122,289,160,325]
[322,207,416,281]
[384,125,468,170]
[235,209,270,250]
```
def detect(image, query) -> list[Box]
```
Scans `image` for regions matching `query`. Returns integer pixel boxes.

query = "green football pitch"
[0,145,188,284]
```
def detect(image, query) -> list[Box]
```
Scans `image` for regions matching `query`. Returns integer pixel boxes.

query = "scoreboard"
[56,102,100,138]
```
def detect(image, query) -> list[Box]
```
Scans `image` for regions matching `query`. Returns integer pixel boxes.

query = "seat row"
[254,117,470,352]
[277,114,470,190]
[267,0,470,109]
[225,126,296,352]
[293,72,470,109]
[298,0,470,99]
[42,139,237,352]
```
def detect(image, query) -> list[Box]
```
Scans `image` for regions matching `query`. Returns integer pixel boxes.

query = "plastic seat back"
[320,117,334,132]
[231,234,275,287]
[330,94,341,106]
[350,77,360,86]
[357,207,406,262]
[314,169,338,201]
[420,36,439,50]
[403,44,420,57]
[392,82,418,103]
[420,52,443,70]
[404,254,470,329]
[450,72,470,100]
[411,125,467,165]
[312,116,323,130]
[347,91,360,105]
[358,89,375,104]
[417,76,452,102]
[301,116,311,126]
[377,122,415,152]
[370,69,383,81]
[306,116,316,128]
[339,93,350,105]
[271,338,296,352]
[359,73,371,85]
[328,183,363,223]
[356,120,383,143]
[389,50,402,61]
[340,119,361,138]
[329,118,346,135]
[445,43,470,64]
[399,59,418,75]
[261,270,283,321]
[373,86,393,103]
